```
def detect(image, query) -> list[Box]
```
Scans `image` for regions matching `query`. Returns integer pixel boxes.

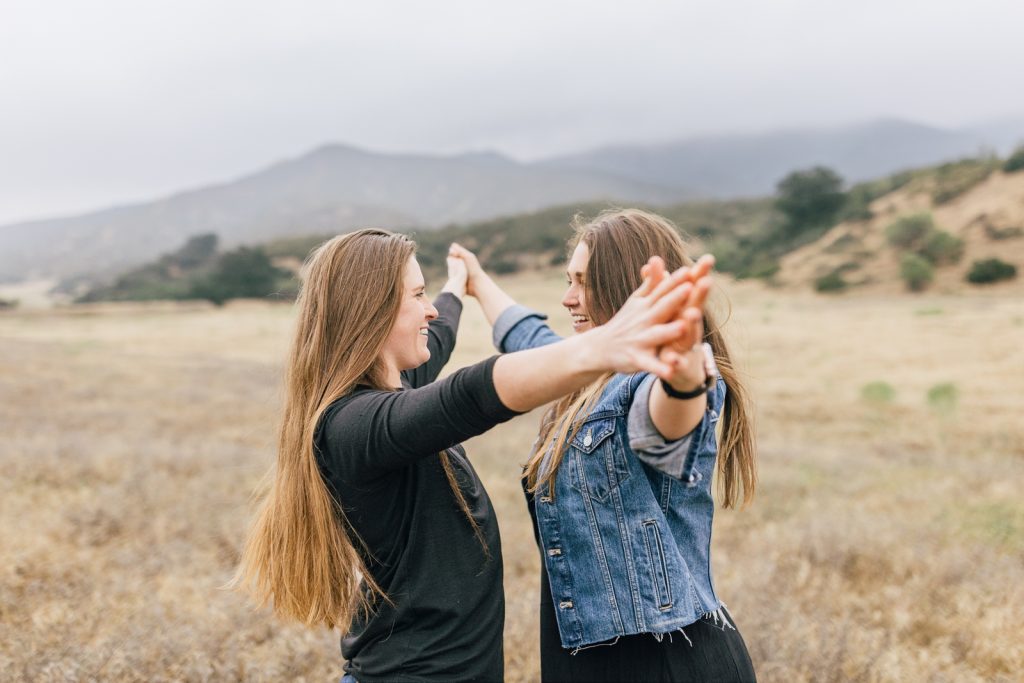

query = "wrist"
[661,375,713,399]
[573,328,612,375]
[441,279,466,299]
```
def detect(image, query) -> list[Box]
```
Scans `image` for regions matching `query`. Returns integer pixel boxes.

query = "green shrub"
[861,381,896,404]
[814,271,847,293]
[919,230,964,265]
[927,382,958,412]
[900,253,934,291]
[886,214,934,250]
[1004,145,1024,173]
[966,258,1017,284]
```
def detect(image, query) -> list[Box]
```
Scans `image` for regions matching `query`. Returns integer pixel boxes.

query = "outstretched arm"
[492,260,700,412]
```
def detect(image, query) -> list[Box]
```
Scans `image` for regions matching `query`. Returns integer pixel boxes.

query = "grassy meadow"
[1,273,1022,682]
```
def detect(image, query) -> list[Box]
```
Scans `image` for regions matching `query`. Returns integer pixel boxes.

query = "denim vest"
[495,306,726,650]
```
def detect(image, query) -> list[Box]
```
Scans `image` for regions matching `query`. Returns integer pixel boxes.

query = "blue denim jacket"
[495,306,727,650]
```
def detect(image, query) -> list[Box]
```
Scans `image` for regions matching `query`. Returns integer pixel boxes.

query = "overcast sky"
[2,0,1023,225]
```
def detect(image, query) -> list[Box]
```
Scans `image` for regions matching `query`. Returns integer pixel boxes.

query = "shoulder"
[318,388,392,445]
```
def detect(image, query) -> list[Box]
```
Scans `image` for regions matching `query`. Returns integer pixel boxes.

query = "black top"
[316,293,519,683]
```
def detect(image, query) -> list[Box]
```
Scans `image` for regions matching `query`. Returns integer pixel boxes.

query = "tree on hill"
[172,233,219,269]
[191,247,287,305]
[775,167,846,238]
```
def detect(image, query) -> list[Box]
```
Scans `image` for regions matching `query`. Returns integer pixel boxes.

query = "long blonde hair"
[524,209,757,508]
[232,228,480,631]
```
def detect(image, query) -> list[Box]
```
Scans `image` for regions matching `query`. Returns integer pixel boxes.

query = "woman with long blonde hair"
[451,209,758,682]
[233,228,710,682]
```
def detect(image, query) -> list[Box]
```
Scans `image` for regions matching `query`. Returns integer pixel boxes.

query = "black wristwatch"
[660,374,714,400]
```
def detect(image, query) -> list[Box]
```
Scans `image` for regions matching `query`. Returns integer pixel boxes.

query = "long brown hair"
[232,228,480,631]
[524,209,757,508]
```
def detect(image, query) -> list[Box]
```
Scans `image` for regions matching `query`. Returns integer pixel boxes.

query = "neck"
[383,361,403,389]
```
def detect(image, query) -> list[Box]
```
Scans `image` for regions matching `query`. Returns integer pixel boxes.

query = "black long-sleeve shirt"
[315,293,519,683]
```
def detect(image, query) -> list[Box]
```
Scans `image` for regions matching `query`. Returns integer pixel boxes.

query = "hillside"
[64,152,1024,305]
[775,165,1024,294]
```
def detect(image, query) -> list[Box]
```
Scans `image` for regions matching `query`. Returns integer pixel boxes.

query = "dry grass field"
[1,273,1022,682]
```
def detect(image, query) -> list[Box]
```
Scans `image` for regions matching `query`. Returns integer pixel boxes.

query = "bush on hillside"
[918,230,964,265]
[966,258,1017,284]
[900,253,934,292]
[886,214,935,250]
[1003,146,1024,173]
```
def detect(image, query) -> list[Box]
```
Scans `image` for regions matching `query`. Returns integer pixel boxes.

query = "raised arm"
[491,261,703,412]
[448,243,516,326]
[400,256,469,388]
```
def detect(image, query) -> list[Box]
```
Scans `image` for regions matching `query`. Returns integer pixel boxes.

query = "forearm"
[440,277,465,300]
[649,384,707,441]
[472,273,517,326]
[492,333,603,412]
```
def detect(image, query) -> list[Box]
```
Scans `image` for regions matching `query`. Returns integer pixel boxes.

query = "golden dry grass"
[1,273,1022,682]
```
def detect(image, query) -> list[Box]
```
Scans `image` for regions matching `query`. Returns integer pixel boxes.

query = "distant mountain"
[544,118,1022,198]
[6,117,1024,283]
[0,145,682,281]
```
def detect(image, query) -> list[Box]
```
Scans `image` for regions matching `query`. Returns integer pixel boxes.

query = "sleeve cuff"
[627,374,695,480]
[492,304,548,351]
[434,291,464,316]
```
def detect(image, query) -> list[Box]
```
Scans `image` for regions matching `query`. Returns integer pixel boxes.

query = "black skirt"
[539,566,757,683]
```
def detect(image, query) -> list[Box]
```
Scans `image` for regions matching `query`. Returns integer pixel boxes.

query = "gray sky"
[2,0,1023,225]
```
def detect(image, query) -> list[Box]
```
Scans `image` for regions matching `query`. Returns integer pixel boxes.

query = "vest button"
[548,548,562,556]
[559,600,574,609]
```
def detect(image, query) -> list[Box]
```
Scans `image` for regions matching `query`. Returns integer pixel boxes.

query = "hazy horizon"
[4,0,1024,225]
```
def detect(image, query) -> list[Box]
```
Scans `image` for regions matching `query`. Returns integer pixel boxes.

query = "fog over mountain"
[545,118,1024,198]
[2,116,1023,283]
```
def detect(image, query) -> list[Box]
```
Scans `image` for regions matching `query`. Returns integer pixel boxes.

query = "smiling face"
[380,255,437,383]
[562,242,594,333]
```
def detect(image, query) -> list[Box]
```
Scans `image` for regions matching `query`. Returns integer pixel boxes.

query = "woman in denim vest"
[451,209,758,682]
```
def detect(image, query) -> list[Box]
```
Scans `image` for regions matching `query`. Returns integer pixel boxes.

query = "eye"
[415,291,426,299]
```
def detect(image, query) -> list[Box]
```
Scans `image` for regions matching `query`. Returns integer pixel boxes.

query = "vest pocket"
[567,418,630,503]
[641,520,673,610]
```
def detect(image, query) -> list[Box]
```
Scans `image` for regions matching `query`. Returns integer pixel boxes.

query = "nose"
[425,302,438,321]
[562,284,578,310]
